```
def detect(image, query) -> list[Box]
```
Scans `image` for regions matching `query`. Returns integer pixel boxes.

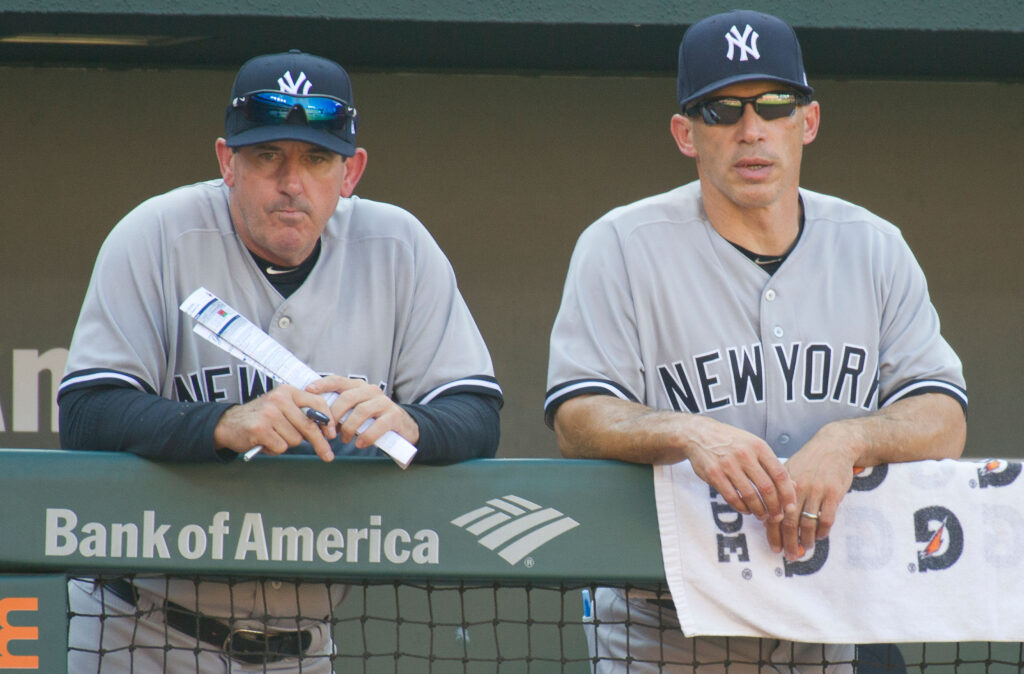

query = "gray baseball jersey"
[62,179,500,410]
[546,180,966,455]
[60,178,500,626]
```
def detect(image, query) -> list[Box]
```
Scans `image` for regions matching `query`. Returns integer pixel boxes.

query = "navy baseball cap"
[677,10,813,109]
[225,50,358,156]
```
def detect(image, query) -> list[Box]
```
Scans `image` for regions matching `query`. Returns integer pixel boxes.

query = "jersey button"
[773,326,784,338]
[277,316,292,329]
[779,434,790,445]
[765,289,777,301]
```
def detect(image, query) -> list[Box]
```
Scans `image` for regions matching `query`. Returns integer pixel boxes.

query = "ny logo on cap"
[278,71,312,95]
[725,24,760,61]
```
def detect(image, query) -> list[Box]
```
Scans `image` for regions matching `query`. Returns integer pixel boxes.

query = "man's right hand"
[682,414,797,523]
[213,385,336,462]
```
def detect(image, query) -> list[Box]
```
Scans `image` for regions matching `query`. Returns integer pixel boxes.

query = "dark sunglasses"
[232,90,357,132]
[684,91,811,126]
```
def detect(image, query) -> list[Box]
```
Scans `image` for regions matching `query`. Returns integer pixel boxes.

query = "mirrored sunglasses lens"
[705,100,744,125]
[243,93,294,123]
[301,99,346,126]
[244,93,347,129]
[755,94,798,120]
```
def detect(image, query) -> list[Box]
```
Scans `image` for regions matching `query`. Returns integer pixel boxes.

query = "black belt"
[100,579,313,665]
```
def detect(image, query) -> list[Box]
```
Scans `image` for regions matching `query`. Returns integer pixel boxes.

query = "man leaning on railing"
[544,9,966,673]
[57,49,502,672]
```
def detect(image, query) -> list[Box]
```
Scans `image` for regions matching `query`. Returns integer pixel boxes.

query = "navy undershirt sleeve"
[401,393,501,463]
[58,386,234,462]
[59,385,500,463]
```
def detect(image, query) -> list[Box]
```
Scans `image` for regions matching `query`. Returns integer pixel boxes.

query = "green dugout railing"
[0,450,663,581]
[0,450,663,673]
[4,450,1020,673]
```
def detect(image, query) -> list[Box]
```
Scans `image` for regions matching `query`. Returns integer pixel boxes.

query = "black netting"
[66,575,1021,672]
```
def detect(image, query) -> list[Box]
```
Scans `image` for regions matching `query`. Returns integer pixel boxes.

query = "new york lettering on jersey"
[656,341,876,414]
[173,364,379,405]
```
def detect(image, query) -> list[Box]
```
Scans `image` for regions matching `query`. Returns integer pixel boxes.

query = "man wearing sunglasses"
[60,50,502,671]
[546,10,966,672]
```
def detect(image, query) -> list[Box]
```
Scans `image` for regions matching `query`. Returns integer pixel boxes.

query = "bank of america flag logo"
[451,495,579,565]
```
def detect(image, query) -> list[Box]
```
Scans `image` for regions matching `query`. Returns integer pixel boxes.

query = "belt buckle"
[223,628,286,665]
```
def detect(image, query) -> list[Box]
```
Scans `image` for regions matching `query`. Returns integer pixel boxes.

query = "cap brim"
[225,124,355,157]
[680,73,813,108]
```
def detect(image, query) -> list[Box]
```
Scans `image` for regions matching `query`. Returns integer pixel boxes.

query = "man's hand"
[684,415,798,523]
[767,393,967,560]
[767,426,857,560]
[213,384,337,462]
[307,376,420,450]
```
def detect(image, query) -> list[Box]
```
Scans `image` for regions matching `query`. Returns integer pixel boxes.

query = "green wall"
[0,65,1021,458]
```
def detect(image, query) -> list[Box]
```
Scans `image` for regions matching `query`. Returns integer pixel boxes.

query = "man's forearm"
[814,392,966,468]
[401,392,501,463]
[553,394,692,464]
[58,386,233,461]
[771,392,967,559]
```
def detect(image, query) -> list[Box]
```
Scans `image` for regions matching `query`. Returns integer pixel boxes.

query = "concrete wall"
[2,65,1021,458]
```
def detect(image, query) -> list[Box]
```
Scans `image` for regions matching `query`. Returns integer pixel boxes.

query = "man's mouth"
[736,158,771,170]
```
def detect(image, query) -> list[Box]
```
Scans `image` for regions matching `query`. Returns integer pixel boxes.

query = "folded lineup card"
[179,287,418,469]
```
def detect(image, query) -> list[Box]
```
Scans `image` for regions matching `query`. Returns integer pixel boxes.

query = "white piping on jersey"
[544,380,629,410]
[419,377,502,405]
[882,379,968,409]
[59,371,147,394]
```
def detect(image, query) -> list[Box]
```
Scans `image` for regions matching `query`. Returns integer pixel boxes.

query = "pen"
[303,407,331,426]
[243,406,330,461]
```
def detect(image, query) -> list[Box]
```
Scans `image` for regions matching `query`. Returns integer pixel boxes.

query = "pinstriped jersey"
[545,180,965,457]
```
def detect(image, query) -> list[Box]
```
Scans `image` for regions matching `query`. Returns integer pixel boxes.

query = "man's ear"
[802,101,821,146]
[215,138,235,186]
[341,148,368,197]
[670,114,699,158]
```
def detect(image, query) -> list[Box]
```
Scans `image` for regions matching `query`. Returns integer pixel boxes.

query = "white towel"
[655,458,1024,643]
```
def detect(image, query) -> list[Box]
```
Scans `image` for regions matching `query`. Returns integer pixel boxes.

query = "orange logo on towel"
[914,506,963,572]
[849,464,888,492]
[977,459,1022,488]
[0,597,39,669]
[920,519,946,558]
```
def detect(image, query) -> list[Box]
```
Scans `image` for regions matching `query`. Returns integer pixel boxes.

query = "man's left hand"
[764,424,858,560]
[306,376,421,450]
